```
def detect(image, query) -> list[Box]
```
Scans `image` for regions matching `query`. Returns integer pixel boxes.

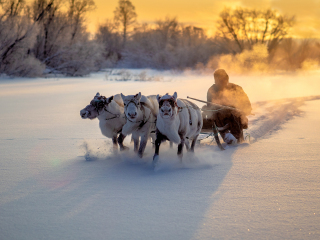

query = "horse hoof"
[153,155,159,168]
[138,152,143,158]
[120,146,129,151]
[153,154,159,161]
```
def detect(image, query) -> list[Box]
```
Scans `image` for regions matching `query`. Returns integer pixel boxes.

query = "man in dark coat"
[205,69,252,144]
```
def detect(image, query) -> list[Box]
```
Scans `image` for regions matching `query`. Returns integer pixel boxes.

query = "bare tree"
[113,0,137,46]
[68,0,95,40]
[216,7,295,53]
[95,19,123,66]
[31,0,62,60]
[0,0,44,77]
[0,0,25,18]
[122,17,218,70]
[155,17,179,49]
[30,0,101,76]
[0,0,105,77]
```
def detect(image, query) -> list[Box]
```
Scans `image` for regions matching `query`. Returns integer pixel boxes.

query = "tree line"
[0,0,319,77]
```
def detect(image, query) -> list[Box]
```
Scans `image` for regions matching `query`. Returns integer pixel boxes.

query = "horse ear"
[136,92,142,101]
[173,92,178,100]
[156,94,161,102]
[120,93,125,100]
[106,96,114,103]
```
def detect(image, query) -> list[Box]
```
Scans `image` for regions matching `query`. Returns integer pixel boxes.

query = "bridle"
[159,97,193,125]
[159,97,184,114]
[159,98,178,108]
[124,98,154,129]
[90,96,121,120]
[124,99,141,110]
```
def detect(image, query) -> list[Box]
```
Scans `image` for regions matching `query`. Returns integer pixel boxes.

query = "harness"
[124,100,155,129]
[179,99,193,125]
[103,106,121,120]
[159,97,194,125]
[92,97,121,121]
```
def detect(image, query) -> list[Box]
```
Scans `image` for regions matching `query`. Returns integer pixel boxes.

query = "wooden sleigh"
[187,96,247,150]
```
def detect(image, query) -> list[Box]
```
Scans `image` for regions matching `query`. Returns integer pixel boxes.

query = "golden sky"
[87,0,320,38]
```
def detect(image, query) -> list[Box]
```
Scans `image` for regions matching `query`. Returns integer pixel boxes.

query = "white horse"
[153,92,203,162]
[121,92,158,158]
[80,93,128,151]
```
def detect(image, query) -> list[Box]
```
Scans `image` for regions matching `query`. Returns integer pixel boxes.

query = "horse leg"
[132,132,140,153]
[185,139,190,151]
[134,138,139,153]
[190,134,199,152]
[153,131,165,162]
[117,133,129,151]
[112,135,118,152]
[138,133,148,158]
[150,132,156,148]
[177,137,185,161]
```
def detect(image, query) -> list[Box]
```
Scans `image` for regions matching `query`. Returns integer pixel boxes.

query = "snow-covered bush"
[120,18,219,69]
[32,1,102,76]
[0,5,44,77]
[0,0,101,77]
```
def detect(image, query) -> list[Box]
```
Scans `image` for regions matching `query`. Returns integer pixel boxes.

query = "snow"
[0,70,320,239]
[195,100,320,239]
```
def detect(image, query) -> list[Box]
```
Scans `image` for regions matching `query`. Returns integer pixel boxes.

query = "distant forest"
[1,0,320,77]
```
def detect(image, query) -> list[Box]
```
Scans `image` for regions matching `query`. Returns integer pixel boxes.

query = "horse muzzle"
[160,107,172,118]
[80,110,90,119]
[127,112,137,119]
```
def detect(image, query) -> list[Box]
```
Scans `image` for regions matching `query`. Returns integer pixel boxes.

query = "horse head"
[156,92,178,119]
[121,92,142,120]
[80,92,114,119]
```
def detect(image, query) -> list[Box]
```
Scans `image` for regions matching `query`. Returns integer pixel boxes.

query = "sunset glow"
[87,0,320,38]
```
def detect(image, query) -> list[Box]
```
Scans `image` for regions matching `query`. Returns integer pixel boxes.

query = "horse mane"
[113,94,124,107]
[145,95,159,117]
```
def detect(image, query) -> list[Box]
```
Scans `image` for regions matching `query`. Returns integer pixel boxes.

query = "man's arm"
[237,87,252,116]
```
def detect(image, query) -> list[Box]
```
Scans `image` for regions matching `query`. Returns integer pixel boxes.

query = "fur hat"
[213,69,229,83]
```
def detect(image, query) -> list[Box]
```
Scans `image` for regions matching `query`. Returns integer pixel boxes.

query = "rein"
[103,106,121,120]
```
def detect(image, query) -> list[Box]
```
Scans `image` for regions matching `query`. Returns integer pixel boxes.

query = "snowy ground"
[0,70,320,239]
